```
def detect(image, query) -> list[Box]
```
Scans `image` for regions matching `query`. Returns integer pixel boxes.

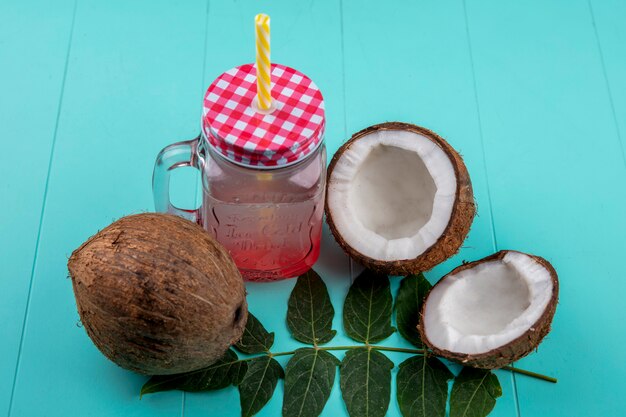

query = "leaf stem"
[502,365,557,383]
[266,345,556,383]
[365,345,427,355]
[269,350,296,358]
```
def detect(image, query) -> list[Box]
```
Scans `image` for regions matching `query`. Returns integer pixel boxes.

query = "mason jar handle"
[152,135,203,223]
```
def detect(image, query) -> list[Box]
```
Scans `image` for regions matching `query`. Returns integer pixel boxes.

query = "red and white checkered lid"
[202,63,325,168]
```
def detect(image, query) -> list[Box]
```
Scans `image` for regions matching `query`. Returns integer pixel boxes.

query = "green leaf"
[140,349,246,396]
[339,348,394,417]
[450,367,502,417]
[343,269,395,343]
[282,348,339,417]
[395,273,432,347]
[396,356,452,417]
[287,270,337,345]
[235,312,275,354]
[239,356,284,417]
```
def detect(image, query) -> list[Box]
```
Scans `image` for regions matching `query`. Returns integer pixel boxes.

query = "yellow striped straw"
[255,13,271,111]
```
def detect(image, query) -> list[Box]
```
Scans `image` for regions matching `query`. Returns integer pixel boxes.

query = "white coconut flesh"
[327,129,457,261]
[423,252,554,355]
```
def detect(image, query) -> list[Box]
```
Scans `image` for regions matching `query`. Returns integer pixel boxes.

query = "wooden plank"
[589,0,626,164]
[183,1,351,416]
[341,0,518,416]
[0,0,75,415]
[465,0,626,416]
[8,1,207,416]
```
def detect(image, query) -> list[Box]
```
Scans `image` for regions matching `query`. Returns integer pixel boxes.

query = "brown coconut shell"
[68,213,247,375]
[325,122,475,275]
[419,250,559,369]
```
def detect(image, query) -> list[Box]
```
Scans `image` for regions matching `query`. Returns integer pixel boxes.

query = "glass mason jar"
[153,64,326,282]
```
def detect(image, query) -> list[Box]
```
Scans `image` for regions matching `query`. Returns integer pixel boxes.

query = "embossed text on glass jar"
[201,142,326,281]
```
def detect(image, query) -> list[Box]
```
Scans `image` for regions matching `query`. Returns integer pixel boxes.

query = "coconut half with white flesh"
[325,122,475,275]
[420,250,559,369]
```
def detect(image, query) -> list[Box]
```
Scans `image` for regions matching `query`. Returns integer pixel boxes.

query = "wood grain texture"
[1,0,625,416]
[589,0,626,165]
[7,1,207,416]
[466,0,626,416]
[0,0,76,415]
[341,0,516,416]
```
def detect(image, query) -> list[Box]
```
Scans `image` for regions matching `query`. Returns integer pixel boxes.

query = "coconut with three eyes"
[68,213,247,375]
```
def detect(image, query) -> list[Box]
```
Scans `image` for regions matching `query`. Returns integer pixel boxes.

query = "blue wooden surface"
[1,1,624,416]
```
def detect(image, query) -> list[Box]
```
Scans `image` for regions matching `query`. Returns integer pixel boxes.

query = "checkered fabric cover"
[202,63,325,168]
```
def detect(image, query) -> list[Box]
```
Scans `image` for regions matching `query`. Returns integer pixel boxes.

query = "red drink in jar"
[153,64,326,281]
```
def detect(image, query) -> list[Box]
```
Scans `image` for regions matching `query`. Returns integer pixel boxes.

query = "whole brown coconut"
[325,122,475,275]
[68,213,247,375]
[419,250,559,369]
